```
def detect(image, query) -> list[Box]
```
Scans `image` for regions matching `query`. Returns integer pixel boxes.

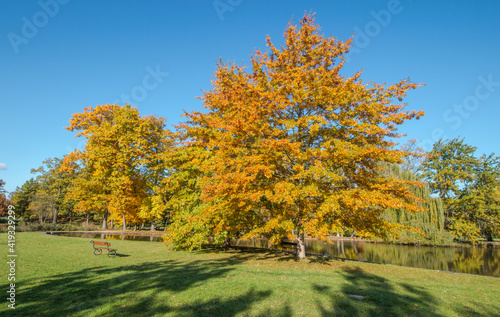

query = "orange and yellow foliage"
[170,14,426,256]
[63,104,167,228]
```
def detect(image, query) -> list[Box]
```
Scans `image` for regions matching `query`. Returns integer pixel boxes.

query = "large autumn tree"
[171,14,425,258]
[64,104,167,230]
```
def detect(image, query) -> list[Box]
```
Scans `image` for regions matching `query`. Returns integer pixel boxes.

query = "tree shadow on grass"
[197,246,298,263]
[15,254,271,317]
[313,266,445,317]
[216,246,355,265]
[452,300,500,317]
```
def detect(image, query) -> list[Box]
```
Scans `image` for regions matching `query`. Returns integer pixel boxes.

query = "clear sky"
[1,0,499,193]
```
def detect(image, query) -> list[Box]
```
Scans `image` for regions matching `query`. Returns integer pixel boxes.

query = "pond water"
[233,238,500,278]
[48,232,499,277]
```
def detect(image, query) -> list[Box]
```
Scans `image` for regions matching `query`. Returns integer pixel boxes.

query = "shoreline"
[44,230,165,236]
[43,231,499,247]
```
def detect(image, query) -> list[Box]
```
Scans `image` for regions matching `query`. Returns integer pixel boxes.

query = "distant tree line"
[0,179,12,216]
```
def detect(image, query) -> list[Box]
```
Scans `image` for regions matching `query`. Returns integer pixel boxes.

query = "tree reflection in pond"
[232,238,500,277]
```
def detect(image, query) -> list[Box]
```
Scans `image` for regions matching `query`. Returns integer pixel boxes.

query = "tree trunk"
[151,221,155,231]
[486,232,493,242]
[53,186,61,224]
[52,207,58,224]
[110,219,114,229]
[223,231,231,249]
[164,219,168,231]
[133,225,137,231]
[296,228,306,259]
[141,222,145,230]
[102,210,108,229]
[86,212,90,225]
[122,213,126,231]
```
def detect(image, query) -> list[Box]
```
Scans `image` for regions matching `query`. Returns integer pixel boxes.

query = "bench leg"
[108,250,116,258]
[94,249,102,256]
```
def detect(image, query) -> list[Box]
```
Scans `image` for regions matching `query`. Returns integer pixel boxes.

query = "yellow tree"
[61,150,109,227]
[65,104,166,230]
[138,128,176,230]
[178,14,425,258]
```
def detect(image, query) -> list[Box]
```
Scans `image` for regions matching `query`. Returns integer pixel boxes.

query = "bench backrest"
[92,241,110,247]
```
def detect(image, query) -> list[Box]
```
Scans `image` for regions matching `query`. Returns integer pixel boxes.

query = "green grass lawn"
[1,233,499,316]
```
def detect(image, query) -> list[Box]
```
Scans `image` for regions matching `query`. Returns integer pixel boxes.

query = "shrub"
[81,221,99,231]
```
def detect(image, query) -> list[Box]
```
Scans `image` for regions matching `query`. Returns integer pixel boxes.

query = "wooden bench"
[90,240,117,258]
[280,240,298,246]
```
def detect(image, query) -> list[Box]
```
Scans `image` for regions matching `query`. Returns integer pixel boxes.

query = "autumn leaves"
[63,105,170,230]
[63,14,425,259]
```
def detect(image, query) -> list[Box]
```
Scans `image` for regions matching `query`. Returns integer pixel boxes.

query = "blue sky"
[1,0,499,193]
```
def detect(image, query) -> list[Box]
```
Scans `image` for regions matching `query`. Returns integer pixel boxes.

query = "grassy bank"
[1,233,499,316]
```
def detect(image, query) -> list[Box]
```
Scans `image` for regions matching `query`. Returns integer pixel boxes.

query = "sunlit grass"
[1,232,498,316]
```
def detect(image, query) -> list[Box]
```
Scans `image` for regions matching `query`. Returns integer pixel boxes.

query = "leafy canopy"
[421,137,500,242]
[168,14,426,255]
[64,104,167,227]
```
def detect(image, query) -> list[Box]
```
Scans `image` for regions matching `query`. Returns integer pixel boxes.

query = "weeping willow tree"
[380,162,453,245]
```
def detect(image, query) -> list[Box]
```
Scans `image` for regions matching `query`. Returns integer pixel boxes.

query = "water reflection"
[232,238,500,277]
